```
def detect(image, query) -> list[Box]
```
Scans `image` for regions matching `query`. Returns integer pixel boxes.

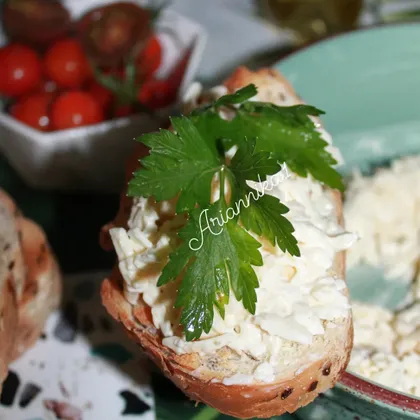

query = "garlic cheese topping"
[345,155,420,280]
[110,172,355,361]
[345,156,420,397]
[349,302,420,397]
[109,83,356,384]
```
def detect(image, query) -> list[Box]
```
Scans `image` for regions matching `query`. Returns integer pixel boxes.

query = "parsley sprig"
[128,84,343,341]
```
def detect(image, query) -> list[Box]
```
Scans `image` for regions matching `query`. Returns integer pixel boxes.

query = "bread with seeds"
[100,67,354,419]
[0,190,61,390]
[0,193,23,391]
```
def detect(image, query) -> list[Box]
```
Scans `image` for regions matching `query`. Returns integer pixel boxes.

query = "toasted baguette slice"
[100,67,353,419]
[11,217,62,359]
[0,190,62,367]
[0,195,22,391]
[0,190,27,300]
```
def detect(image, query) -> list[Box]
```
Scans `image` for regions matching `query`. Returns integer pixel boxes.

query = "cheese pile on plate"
[345,156,420,397]
[348,300,420,397]
[345,155,420,280]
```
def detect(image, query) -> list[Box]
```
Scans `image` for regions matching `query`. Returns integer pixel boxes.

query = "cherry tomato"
[51,91,104,130]
[87,80,113,112]
[137,79,173,109]
[44,39,92,88]
[77,2,151,68]
[0,44,42,97]
[3,0,71,49]
[11,92,53,131]
[136,35,162,81]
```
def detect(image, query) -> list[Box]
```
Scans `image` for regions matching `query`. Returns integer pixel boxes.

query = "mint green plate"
[276,23,420,420]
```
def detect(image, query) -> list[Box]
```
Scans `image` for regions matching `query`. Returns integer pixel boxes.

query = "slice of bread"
[0,190,62,391]
[0,190,27,301]
[0,195,22,391]
[11,216,62,359]
[100,67,353,419]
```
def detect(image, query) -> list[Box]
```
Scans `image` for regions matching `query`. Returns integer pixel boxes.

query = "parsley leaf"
[239,192,300,256]
[228,138,299,256]
[191,110,239,152]
[192,102,343,191]
[158,202,262,341]
[128,84,344,340]
[237,102,344,190]
[229,137,279,182]
[128,116,222,212]
[226,221,261,314]
[213,84,257,107]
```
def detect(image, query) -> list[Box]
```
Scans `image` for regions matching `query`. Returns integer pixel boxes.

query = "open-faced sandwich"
[0,190,61,392]
[100,67,357,418]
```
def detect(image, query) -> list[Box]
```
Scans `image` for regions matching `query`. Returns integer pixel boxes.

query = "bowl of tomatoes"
[0,0,207,192]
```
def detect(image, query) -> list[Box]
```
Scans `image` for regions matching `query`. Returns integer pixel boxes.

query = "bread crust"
[0,276,18,392]
[0,190,62,378]
[0,192,24,392]
[0,189,27,301]
[100,67,353,418]
[11,217,62,359]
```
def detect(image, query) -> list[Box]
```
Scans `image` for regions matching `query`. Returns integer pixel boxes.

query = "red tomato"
[87,80,113,111]
[44,39,92,89]
[0,44,42,97]
[137,79,173,109]
[11,92,53,131]
[51,91,104,130]
[136,35,162,81]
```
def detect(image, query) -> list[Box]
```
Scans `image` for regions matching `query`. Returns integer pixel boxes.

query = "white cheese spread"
[348,302,420,397]
[346,156,420,397]
[345,155,420,280]
[111,173,354,354]
[109,82,356,385]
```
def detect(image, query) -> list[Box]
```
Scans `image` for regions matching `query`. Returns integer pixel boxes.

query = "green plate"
[277,23,420,312]
[276,23,420,420]
[277,23,420,177]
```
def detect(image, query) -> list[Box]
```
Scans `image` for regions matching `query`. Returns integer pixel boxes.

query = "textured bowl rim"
[275,22,420,413]
[276,20,420,65]
[339,372,420,412]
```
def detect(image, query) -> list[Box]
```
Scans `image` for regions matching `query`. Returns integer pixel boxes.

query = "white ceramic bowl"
[0,3,207,192]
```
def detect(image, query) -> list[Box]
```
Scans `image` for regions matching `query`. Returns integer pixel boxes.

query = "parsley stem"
[219,165,226,203]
